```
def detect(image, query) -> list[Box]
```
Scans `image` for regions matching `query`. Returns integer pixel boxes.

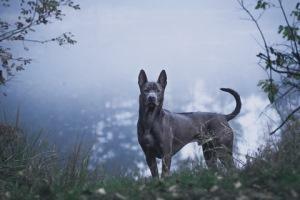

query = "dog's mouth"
[146,102,157,109]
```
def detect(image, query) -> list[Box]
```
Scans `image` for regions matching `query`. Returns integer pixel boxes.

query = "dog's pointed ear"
[138,69,148,88]
[157,70,167,89]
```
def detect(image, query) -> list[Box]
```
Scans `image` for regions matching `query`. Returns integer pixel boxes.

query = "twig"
[0,0,38,42]
[270,105,300,135]
[278,0,300,64]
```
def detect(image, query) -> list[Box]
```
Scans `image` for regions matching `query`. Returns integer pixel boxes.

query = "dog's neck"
[139,95,164,131]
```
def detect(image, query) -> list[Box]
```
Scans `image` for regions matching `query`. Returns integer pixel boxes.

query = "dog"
[137,69,241,178]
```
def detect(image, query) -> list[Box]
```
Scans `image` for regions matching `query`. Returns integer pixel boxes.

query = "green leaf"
[278,25,284,34]
[257,79,278,103]
[255,0,270,10]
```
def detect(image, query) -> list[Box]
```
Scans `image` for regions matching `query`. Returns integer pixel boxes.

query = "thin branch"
[0,0,38,42]
[278,0,300,64]
[20,38,53,44]
[238,0,274,84]
[259,54,300,75]
[250,34,265,50]
[238,0,271,62]
[270,105,300,135]
[285,80,300,90]
[273,65,300,76]
[275,86,296,102]
[258,86,295,119]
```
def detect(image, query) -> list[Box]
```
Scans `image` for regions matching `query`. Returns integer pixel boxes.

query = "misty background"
[1,0,291,176]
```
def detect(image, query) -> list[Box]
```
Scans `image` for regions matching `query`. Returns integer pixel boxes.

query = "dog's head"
[138,69,167,109]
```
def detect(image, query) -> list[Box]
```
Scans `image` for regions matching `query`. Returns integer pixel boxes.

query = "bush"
[0,122,299,199]
[0,123,95,200]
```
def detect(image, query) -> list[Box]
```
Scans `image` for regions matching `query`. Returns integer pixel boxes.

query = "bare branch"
[270,105,300,135]
[238,0,271,64]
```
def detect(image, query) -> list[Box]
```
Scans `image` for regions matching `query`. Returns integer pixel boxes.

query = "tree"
[238,0,300,135]
[0,0,80,86]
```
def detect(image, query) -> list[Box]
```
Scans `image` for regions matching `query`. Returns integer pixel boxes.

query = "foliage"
[0,0,80,85]
[80,125,300,200]
[238,0,300,135]
[0,123,96,200]
[1,122,300,199]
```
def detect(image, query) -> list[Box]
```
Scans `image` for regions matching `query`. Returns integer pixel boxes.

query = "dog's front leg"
[161,154,172,178]
[146,155,158,178]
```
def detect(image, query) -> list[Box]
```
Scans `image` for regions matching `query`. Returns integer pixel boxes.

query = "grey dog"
[137,69,241,178]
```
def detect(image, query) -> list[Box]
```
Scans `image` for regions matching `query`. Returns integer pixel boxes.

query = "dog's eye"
[144,89,150,92]
[153,88,160,92]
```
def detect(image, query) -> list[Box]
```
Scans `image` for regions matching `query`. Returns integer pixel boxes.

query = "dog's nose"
[148,96,156,102]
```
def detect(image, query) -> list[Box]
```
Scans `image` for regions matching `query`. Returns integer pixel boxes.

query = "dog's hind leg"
[217,127,235,169]
[217,144,235,169]
[202,141,217,170]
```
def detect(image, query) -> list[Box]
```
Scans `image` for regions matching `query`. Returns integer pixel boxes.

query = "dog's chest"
[139,128,163,158]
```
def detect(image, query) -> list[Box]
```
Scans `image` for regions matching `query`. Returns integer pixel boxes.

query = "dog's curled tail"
[220,88,242,121]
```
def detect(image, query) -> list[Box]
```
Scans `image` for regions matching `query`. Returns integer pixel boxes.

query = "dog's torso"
[137,109,231,159]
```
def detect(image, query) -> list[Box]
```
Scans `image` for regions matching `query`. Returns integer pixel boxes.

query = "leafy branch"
[0,0,80,86]
[238,0,300,135]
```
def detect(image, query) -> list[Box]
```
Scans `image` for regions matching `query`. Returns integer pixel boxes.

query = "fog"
[1,0,291,175]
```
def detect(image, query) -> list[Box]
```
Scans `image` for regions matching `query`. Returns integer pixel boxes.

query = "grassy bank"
[0,123,299,200]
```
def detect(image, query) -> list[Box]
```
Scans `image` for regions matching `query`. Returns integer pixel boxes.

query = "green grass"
[1,122,300,200]
[50,166,299,200]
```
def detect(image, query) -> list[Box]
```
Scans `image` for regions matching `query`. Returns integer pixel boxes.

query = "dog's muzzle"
[146,93,158,107]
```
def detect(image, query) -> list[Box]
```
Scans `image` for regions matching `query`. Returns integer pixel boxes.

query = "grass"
[0,122,300,200]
